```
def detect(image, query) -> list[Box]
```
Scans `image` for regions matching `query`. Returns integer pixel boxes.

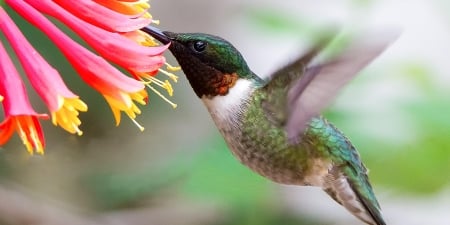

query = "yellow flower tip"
[103,90,148,131]
[51,97,87,135]
[129,2,151,18]
[123,30,159,47]
[165,63,181,72]
[0,95,3,102]
[24,142,34,155]
[113,110,122,127]
[35,144,45,155]
[131,90,148,105]
[71,97,88,112]
[151,19,160,25]
[14,117,45,155]
[123,106,145,131]
[141,13,152,19]
[130,117,145,132]
[140,76,177,109]
[158,68,179,83]
[163,80,174,96]
[104,98,123,126]
[135,1,150,11]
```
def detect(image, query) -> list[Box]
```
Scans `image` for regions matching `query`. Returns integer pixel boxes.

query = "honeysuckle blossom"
[0,41,48,155]
[53,0,153,32]
[26,0,168,72]
[0,7,87,136]
[0,0,177,154]
[95,0,153,19]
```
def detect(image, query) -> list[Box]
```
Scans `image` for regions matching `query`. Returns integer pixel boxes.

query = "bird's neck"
[201,78,256,124]
[188,68,262,98]
[205,72,241,97]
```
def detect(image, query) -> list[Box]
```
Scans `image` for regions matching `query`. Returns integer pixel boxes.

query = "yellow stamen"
[130,116,145,131]
[132,0,151,17]
[15,121,33,154]
[144,82,177,109]
[165,62,181,72]
[121,0,152,18]
[51,97,87,136]
[95,0,151,17]
[122,30,159,47]
[151,19,160,25]
[0,95,3,102]
[133,70,177,108]
[158,68,179,83]
[143,76,174,96]
[14,116,44,155]
[103,89,147,131]
[135,73,177,108]
[130,90,148,105]
[28,121,44,155]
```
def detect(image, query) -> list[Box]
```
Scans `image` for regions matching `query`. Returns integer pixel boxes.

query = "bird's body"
[143,26,395,225]
[202,74,381,225]
[203,78,326,185]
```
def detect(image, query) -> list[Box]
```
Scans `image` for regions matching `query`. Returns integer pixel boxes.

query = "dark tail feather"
[324,167,386,225]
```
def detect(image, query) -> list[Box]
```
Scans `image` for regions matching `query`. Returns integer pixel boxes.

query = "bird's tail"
[323,165,386,225]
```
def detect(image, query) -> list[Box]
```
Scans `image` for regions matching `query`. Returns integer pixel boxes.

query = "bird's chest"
[202,81,309,184]
[204,94,272,176]
[202,80,263,163]
[201,80,252,155]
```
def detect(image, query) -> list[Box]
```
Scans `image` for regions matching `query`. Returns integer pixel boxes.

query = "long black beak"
[141,26,171,45]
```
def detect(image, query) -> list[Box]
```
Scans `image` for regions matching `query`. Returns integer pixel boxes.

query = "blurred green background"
[0,0,449,225]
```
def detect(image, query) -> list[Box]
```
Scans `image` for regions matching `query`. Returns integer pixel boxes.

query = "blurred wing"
[286,34,399,144]
[262,33,337,126]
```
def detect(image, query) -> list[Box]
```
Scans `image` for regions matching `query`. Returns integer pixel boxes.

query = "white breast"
[201,79,254,124]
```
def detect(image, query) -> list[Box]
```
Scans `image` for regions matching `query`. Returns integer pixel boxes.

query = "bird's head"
[142,26,260,98]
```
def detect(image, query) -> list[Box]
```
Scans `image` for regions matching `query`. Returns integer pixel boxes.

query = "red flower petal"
[25,0,168,73]
[0,7,76,112]
[53,0,152,32]
[7,0,144,96]
[7,0,149,129]
[0,40,48,154]
[94,0,151,16]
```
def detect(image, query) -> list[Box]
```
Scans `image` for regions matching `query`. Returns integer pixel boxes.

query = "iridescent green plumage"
[142,26,395,225]
[236,85,383,225]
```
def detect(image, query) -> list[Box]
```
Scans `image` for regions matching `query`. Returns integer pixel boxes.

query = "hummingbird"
[143,26,396,225]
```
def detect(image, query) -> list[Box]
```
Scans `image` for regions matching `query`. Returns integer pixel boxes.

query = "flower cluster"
[0,0,177,154]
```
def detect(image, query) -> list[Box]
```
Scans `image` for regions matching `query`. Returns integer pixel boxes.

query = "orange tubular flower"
[94,0,153,18]
[7,0,149,130]
[0,0,174,154]
[0,7,86,136]
[53,0,153,32]
[0,41,48,155]
[25,0,168,73]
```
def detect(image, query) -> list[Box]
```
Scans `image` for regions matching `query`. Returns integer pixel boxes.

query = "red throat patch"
[209,72,239,96]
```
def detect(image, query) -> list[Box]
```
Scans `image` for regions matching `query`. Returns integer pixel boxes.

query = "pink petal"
[0,41,45,117]
[53,0,152,32]
[0,7,76,112]
[7,0,144,97]
[25,0,168,73]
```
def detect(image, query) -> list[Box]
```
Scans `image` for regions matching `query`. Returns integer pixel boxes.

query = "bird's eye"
[193,41,207,52]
